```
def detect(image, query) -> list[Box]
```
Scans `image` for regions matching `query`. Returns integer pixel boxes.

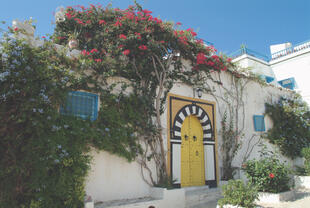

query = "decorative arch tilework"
[172,104,213,141]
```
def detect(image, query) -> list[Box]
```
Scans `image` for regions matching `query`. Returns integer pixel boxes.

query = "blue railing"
[271,39,310,60]
[204,40,214,46]
[229,47,271,62]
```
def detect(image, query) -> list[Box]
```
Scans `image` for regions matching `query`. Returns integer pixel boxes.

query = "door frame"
[167,93,219,188]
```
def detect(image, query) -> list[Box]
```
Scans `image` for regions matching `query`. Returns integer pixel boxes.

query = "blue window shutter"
[278,77,296,90]
[253,115,265,132]
[259,75,275,83]
[60,91,98,121]
[265,76,275,83]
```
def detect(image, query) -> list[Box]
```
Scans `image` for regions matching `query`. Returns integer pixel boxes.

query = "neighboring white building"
[231,39,310,104]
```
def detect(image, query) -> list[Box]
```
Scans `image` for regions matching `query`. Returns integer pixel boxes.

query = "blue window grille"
[253,115,265,132]
[278,77,296,90]
[60,91,98,121]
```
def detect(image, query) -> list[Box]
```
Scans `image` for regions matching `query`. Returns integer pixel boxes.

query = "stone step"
[185,187,222,208]
[185,185,210,196]
[95,197,162,208]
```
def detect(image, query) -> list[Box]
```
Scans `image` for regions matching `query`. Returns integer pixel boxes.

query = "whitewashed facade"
[12,20,301,205]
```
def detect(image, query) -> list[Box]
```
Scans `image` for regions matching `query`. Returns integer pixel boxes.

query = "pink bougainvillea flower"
[42,36,46,39]
[134,32,142,40]
[81,50,87,56]
[99,20,106,25]
[138,45,148,50]
[65,12,74,19]
[119,34,127,39]
[269,173,275,178]
[14,27,18,31]
[159,40,165,44]
[118,45,125,49]
[227,58,232,62]
[90,48,98,53]
[125,12,135,20]
[142,9,152,14]
[195,39,204,45]
[153,17,162,24]
[94,59,102,63]
[191,31,197,37]
[123,49,130,55]
[114,20,122,27]
[207,61,215,66]
[176,22,182,25]
[196,53,206,65]
[212,55,219,60]
[178,36,188,45]
[147,16,153,22]
[221,66,227,71]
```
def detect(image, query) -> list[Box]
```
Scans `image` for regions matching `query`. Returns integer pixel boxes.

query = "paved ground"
[257,189,310,208]
[193,189,310,208]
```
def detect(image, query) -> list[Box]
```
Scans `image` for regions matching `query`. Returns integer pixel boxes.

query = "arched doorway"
[168,96,218,188]
[181,115,205,187]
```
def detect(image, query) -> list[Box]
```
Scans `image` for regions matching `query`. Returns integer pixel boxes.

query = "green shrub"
[218,180,258,208]
[265,95,310,158]
[294,165,307,176]
[302,147,310,175]
[242,157,291,193]
[0,37,91,207]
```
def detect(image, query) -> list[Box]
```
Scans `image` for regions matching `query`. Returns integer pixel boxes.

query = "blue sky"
[0,0,309,56]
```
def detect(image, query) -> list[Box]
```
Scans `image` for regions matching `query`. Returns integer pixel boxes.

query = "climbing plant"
[1,2,233,207]
[0,36,91,207]
[199,68,250,180]
[199,66,270,180]
[53,2,232,185]
[265,94,310,158]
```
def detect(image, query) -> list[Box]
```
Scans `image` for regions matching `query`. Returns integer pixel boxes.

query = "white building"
[230,39,310,104]
[11,20,305,208]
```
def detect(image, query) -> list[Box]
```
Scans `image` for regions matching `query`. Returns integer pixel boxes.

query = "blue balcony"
[271,39,310,60]
[229,47,271,62]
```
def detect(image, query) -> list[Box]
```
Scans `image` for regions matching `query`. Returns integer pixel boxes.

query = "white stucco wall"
[85,150,153,203]
[162,70,295,179]
[85,69,295,202]
[232,54,275,79]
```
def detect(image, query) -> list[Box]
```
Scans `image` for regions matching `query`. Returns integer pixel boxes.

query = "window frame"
[60,91,99,121]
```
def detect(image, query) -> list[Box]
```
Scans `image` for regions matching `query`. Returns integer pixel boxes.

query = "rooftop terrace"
[229,39,310,62]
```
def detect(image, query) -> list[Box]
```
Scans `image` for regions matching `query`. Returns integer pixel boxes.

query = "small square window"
[253,115,265,132]
[60,91,98,121]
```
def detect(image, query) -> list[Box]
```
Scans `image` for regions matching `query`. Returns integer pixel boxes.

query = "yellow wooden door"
[181,115,205,187]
